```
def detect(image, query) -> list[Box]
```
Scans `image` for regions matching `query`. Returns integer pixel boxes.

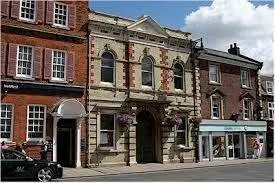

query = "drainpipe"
[86,25,91,168]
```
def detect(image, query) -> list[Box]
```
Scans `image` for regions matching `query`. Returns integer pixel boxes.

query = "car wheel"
[37,167,53,182]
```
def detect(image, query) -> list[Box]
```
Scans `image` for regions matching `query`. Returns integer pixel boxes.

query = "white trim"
[209,62,220,84]
[268,102,274,120]
[99,112,116,150]
[243,98,252,120]
[210,95,223,119]
[0,103,14,142]
[16,45,34,79]
[53,2,68,28]
[26,104,46,142]
[100,51,116,84]
[241,68,251,88]
[174,62,184,90]
[266,81,273,94]
[51,50,67,82]
[19,0,36,22]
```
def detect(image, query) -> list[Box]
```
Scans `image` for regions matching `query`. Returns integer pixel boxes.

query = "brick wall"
[199,60,259,119]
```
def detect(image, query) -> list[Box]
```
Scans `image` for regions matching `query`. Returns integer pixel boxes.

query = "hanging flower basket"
[117,114,134,126]
[165,115,182,127]
[190,117,202,124]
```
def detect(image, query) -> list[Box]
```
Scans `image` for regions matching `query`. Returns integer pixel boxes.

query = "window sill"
[100,82,115,88]
[141,85,153,91]
[49,79,68,84]
[18,18,38,24]
[14,76,35,81]
[209,81,222,86]
[175,89,184,93]
[51,24,70,30]
[241,85,252,90]
[97,148,127,153]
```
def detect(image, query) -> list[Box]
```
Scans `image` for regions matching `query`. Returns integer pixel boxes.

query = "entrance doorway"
[57,119,76,167]
[228,134,240,159]
[136,110,156,163]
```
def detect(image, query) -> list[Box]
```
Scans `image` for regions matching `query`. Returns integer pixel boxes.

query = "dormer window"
[20,0,35,22]
[266,81,273,94]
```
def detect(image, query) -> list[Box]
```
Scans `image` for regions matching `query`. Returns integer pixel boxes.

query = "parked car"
[1,149,63,182]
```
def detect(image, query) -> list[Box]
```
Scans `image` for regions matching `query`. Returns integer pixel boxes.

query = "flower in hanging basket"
[166,116,182,126]
[117,114,133,126]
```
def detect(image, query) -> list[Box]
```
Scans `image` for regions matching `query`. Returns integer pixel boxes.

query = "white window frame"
[268,102,274,120]
[175,117,188,147]
[241,69,251,87]
[26,105,46,142]
[51,50,66,81]
[19,0,36,22]
[16,45,33,78]
[243,99,252,120]
[266,81,273,94]
[174,63,184,91]
[1,103,14,142]
[209,63,220,84]
[211,95,223,119]
[141,57,154,89]
[99,111,116,150]
[53,2,68,28]
[100,52,115,86]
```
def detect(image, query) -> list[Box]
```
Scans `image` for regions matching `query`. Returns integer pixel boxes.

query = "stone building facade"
[260,75,274,157]
[1,0,89,167]
[87,11,199,166]
[196,43,267,161]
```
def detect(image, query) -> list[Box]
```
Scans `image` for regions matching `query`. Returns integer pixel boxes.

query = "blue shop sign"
[200,125,266,132]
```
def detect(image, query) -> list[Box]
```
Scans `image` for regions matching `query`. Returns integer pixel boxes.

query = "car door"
[2,150,35,179]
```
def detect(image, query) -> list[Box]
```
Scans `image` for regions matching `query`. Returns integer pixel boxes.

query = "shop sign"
[224,126,243,131]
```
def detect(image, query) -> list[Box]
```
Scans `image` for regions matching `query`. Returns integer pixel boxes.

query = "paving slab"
[63,158,273,178]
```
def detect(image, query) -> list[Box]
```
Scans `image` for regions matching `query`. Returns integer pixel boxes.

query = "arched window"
[174,63,184,90]
[101,52,114,83]
[141,57,153,87]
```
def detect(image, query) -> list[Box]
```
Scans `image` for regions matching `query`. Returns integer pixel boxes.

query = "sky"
[89,0,274,76]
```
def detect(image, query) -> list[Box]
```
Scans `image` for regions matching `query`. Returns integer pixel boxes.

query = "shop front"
[198,120,267,162]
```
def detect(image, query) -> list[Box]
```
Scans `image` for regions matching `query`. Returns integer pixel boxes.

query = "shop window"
[268,102,274,120]
[174,63,184,90]
[52,50,66,81]
[241,69,250,87]
[212,136,226,158]
[17,45,33,78]
[27,105,46,141]
[54,2,68,27]
[101,52,115,84]
[243,99,252,120]
[246,132,257,158]
[142,57,153,87]
[100,113,115,149]
[266,81,273,94]
[211,96,222,119]
[176,118,187,146]
[20,0,35,22]
[209,63,220,83]
[1,104,13,142]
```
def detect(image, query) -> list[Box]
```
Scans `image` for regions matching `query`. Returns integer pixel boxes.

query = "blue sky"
[89,1,273,30]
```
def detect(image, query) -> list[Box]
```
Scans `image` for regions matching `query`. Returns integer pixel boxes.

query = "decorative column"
[225,132,229,160]
[198,134,202,162]
[52,117,59,162]
[76,120,82,168]
[243,132,247,159]
[129,106,137,166]
[209,132,213,161]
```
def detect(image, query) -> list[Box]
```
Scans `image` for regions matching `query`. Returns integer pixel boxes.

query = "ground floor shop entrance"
[199,120,267,162]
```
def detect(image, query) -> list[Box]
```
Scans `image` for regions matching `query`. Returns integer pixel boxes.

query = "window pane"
[174,76,183,89]
[100,114,114,130]
[176,132,185,145]
[101,68,113,83]
[142,72,152,86]
[142,58,152,71]
[100,131,114,147]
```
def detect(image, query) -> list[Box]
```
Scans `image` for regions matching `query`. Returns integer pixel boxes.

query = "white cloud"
[184,0,274,75]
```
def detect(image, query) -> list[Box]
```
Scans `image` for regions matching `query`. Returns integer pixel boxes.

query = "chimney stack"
[228,43,240,56]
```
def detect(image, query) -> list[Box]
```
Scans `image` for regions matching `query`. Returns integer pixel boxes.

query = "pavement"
[63,158,273,179]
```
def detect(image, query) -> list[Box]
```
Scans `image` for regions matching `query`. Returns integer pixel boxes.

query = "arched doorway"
[136,110,156,163]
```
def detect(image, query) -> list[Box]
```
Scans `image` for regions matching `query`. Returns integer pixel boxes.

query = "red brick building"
[260,75,274,157]
[195,43,267,161]
[1,0,89,168]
